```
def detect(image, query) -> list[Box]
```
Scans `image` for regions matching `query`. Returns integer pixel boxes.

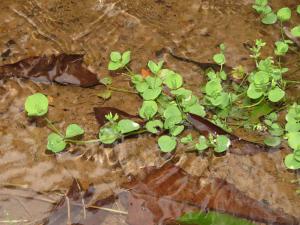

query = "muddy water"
[0,0,299,224]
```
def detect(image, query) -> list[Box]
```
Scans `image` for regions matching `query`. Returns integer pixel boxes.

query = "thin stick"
[74,179,87,219]
[0,192,56,204]
[85,205,128,215]
[66,196,71,225]
[45,118,64,136]
[0,220,29,223]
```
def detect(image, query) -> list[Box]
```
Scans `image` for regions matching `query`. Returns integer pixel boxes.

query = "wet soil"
[0,0,300,224]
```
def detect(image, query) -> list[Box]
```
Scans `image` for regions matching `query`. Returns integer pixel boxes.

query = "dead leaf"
[0,54,99,87]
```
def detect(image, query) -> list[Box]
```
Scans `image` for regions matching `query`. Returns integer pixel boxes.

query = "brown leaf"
[94,107,139,127]
[44,179,116,225]
[0,54,99,87]
[122,163,298,225]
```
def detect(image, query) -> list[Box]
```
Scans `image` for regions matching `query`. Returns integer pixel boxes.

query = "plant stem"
[124,129,148,137]
[239,97,265,109]
[65,139,100,144]
[285,80,300,84]
[45,118,64,137]
[125,66,134,76]
[108,86,137,94]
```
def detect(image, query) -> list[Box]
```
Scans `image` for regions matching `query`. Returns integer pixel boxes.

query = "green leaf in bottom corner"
[214,135,231,153]
[47,133,67,153]
[158,135,177,152]
[177,211,255,225]
[284,153,300,170]
[65,124,85,138]
[264,136,281,147]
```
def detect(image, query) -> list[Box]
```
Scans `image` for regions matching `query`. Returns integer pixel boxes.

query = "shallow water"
[0,0,299,224]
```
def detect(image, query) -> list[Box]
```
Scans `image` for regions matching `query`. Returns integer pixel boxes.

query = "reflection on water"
[0,0,299,224]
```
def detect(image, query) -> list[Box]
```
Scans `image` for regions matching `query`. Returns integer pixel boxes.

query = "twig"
[66,196,71,225]
[74,179,87,219]
[0,220,29,223]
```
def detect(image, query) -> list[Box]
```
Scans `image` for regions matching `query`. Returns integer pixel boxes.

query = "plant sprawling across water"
[24,1,300,174]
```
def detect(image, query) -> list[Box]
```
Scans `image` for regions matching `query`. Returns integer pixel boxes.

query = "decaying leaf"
[0,54,99,87]
[121,163,298,225]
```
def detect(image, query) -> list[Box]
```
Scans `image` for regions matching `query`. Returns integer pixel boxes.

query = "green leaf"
[277,7,291,22]
[255,0,268,7]
[284,154,300,170]
[100,76,113,86]
[141,87,162,100]
[164,105,182,119]
[25,93,49,117]
[158,135,177,152]
[139,100,158,120]
[253,71,269,85]
[249,102,273,123]
[131,75,144,84]
[287,132,300,150]
[108,61,122,71]
[99,126,120,144]
[285,121,300,132]
[145,120,163,134]
[148,60,164,74]
[274,41,289,56]
[65,124,84,138]
[264,136,281,147]
[164,116,183,129]
[297,5,300,15]
[117,119,140,134]
[97,90,112,100]
[110,51,121,62]
[268,87,285,102]
[121,51,131,66]
[213,53,225,65]
[181,134,193,144]
[185,103,206,117]
[177,211,255,225]
[163,72,183,89]
[261,12,277,24]
[247,83,264,99]
[170,125,184,136]
[205,79,222,96]
[291,26,300,37]
[135,81,149,93]
[171,88,192,98]
[47,133,67,153]
[195,136,209,152]
[214,135,231,153]
[145,76,162,89]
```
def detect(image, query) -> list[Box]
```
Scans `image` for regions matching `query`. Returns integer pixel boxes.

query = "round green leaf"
[264,136,281,147]
[180,134,193,144]
[186,103,206,117]
[97,90,112,100]
[284,154,300,170]
[145,76,162,89]
[170,125,184,136]
[285,121,300,133]
[131,75,144,84]
[247,83,264,99]
[117,119,140,134]
[164,105,182,119]
[262,12,277,24]
[195,136,209,152]
[253,71,269,85]
[277,7,291,22]
[145,120,163,134]
[205,79,222,96]
[163,73,183,90]
[164,116,183,129]
[158,135,177,153]
[65,124,84,138]
[108,61,122,71]
[274,41,289,56]
[214,135,231,153]
[47,133,66,153]
[141,87,162,100]
[287,132,300,150]
[99,126,120,144]
[135,82,149,93]
[139,100,158,120]
[25,93,49,117]
[100,76,112,86]
[110,51,121,62]
[213,53,225,65]
[268,87,285,102]
[291,26,300,37]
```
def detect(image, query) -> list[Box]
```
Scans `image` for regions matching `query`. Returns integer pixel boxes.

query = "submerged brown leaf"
[0,54,99,87]
[122,163,298,225]
[94,107,139,127]
[44,179,116,225]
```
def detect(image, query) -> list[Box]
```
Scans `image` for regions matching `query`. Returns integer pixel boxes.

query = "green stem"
[125,66,134,76]
[124,129,148,137]
[108,86,137,94]
[239,97,265,109]
[65,139,100,144]
[45,118,64,137]
[285,80,300,84]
